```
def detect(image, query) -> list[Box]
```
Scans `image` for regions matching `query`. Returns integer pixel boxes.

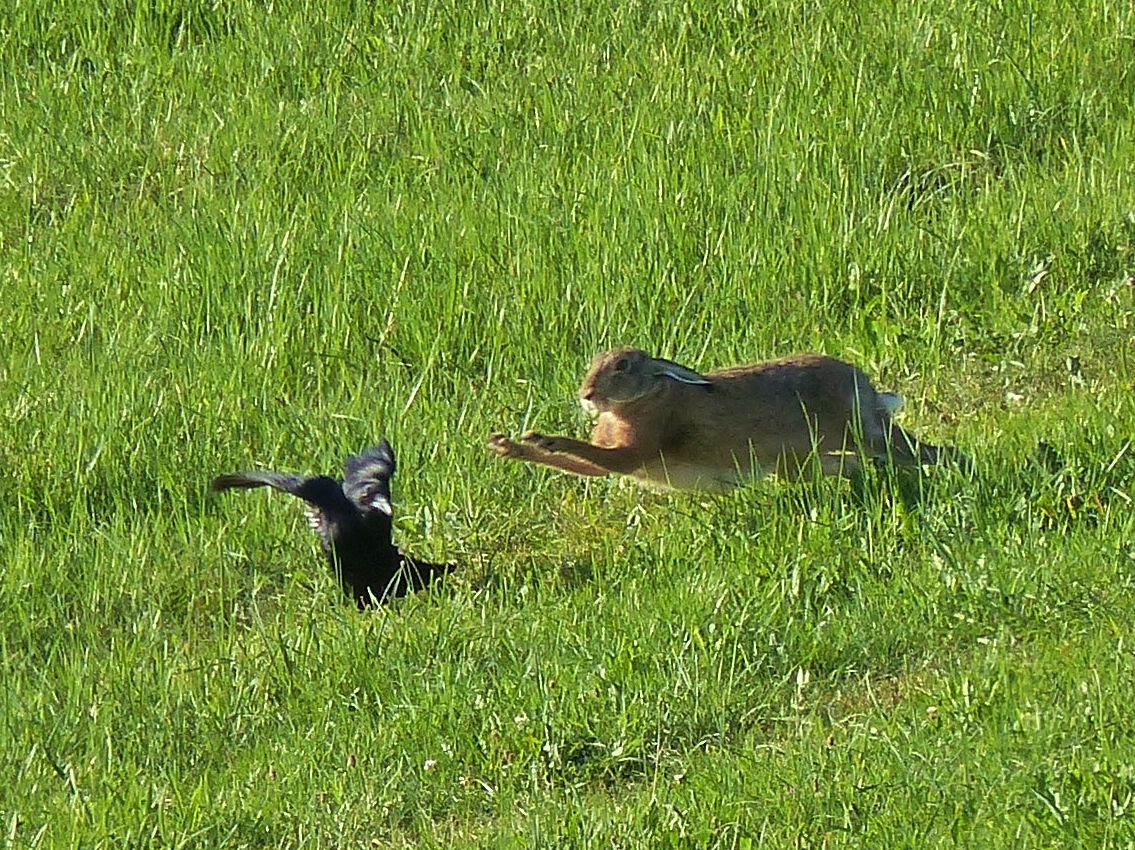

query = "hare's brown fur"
[488,347,961,492]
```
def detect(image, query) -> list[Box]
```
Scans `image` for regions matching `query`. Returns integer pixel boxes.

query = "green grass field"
[3,0,1135,845]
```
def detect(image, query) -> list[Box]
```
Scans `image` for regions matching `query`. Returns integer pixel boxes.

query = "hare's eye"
[614,358,629,372]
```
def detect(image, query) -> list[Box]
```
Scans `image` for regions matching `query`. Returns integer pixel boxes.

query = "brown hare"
[488,347,965,492]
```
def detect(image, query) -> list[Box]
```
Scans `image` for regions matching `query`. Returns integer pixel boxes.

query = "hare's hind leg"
[854,404,942,467]
[888,425,973,473]
[868,422,962,469]
[859,401,969,471]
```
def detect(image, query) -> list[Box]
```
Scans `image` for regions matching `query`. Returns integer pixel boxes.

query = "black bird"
[212,440,453,608]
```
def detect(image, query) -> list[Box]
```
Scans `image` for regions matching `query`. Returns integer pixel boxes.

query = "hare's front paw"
[487,433,521,457]
[521,431,564,453]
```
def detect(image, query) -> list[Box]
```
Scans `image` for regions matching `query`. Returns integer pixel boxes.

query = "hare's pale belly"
[630,457,771,492]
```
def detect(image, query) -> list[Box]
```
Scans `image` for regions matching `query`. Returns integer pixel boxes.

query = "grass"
[2,0,1135,845]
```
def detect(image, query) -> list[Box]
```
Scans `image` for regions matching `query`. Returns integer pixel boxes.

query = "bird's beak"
[371,495,393,516]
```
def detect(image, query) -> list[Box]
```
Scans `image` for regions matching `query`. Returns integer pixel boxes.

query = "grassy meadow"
[3,0,1135,845]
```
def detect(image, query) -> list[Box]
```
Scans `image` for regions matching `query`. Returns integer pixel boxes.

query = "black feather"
[212,439,454,608]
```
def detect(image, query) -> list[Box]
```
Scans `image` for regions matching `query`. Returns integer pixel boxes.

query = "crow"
[212,440,454,608]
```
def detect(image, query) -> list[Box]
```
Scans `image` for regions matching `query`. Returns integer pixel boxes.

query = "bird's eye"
[615,358,629,372]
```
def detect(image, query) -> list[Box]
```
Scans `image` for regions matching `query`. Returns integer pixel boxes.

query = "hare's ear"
[653,358,712,386]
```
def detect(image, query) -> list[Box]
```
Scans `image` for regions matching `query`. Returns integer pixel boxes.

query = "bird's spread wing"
[213,469,354,552]
[287,476,357,551]
[304,506,336,552]
[211,470,307,494]
[342,440,396,517]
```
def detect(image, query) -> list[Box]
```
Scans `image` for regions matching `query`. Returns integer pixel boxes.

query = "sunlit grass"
[2,0,1134,845]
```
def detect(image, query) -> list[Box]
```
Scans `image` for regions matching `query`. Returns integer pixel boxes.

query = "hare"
[488,347,965,492]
